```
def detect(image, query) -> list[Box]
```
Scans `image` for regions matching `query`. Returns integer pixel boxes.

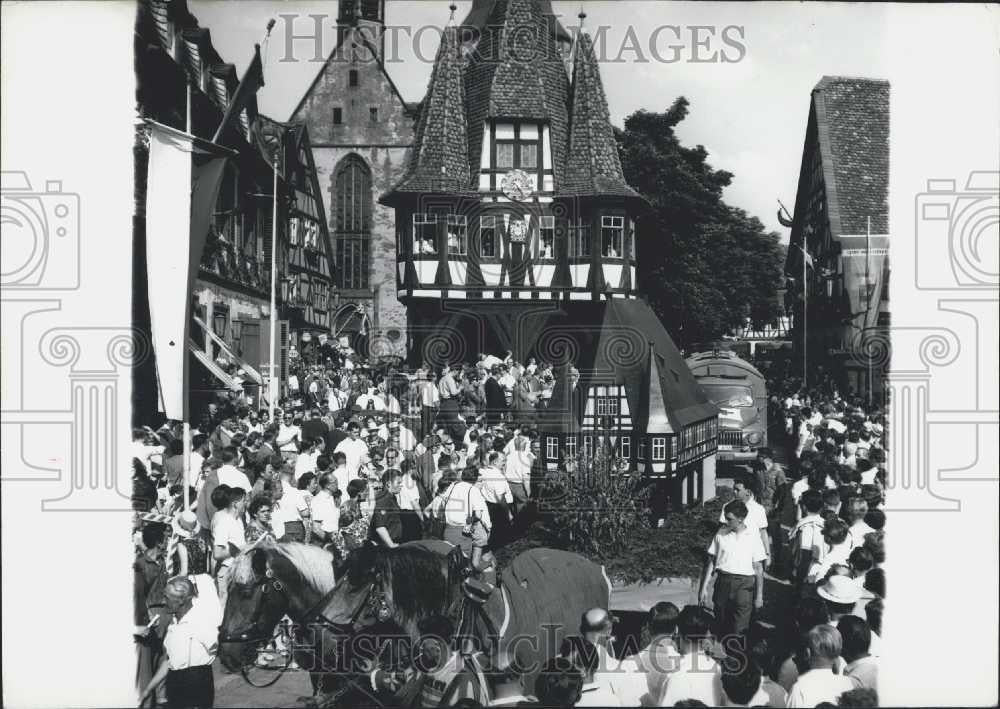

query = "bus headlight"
[745,431,762,446]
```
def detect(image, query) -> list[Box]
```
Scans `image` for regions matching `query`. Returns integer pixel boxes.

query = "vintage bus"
[686,349,768,464]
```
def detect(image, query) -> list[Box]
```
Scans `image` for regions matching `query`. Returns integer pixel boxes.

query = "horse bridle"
[218,568,290,647]
[218,558,396,702]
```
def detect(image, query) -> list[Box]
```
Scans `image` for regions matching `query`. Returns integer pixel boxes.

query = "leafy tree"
[616,98,785,348]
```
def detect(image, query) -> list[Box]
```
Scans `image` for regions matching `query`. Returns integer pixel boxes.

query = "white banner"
[145,123,227,420]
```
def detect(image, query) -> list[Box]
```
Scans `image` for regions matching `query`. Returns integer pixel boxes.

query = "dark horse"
[218,538,611,704]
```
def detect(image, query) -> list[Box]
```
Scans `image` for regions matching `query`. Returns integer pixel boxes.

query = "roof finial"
[449,2,457,25]
[578,6,586,28]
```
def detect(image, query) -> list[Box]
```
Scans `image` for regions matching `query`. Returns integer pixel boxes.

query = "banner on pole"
[145,122,228,421]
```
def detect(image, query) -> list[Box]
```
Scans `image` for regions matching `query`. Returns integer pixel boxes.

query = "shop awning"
[188,339,242,392]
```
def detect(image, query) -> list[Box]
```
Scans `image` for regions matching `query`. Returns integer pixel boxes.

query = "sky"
[191,1,894,240]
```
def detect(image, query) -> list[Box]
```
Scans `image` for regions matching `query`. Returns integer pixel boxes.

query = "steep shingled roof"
[813,76,889,237]
[383,25,473,200]
[561,32,643,202]
[460,0,572,44]
[464,0,570,187]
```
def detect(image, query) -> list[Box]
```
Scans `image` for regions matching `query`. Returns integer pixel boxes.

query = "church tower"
[337,0,386,59]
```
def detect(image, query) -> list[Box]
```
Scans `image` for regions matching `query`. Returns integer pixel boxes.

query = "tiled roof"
[383,25,474,200]
[813,76,889,237]
[460,0,572,44]
[465,0,570,187]
[561,33,643,202]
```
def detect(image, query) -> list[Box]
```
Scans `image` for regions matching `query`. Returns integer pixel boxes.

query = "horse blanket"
[403,541,611,695]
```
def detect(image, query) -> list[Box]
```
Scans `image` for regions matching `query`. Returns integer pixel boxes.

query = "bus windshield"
[703,384,754,408]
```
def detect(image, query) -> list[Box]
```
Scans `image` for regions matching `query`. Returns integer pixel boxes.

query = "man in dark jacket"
[300,408,329,446]
[484,366,507,426]
[369,469,405,548]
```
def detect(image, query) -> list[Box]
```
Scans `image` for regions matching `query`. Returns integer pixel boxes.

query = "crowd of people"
[132,343,575,707]
[131,334,888,708]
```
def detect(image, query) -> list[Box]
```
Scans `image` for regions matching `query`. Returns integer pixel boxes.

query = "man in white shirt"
[294,438,323,483]
[274,469,310,542]
[786,625,855,707]
[131,428,165,473]
[700,499,766,638]
[658,606,723,706]
[718,474,771,567]
[838,616,878,691]
[330,452,353,495]
[478,452,513,545]
[310,473,341,545]
[188,434,209,490]
[334,422,369,480]
[617,602,681,706]
[572,609,623,707]
[216,449,251,492]
[356,385,387,412]
[276,413,301,463]
[138,577,217,709]
[502,436,532,513]
[845,498,875,549]
[479,352,503,370]
[790,489,826,587]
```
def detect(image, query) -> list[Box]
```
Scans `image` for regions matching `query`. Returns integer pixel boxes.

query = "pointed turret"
[562,32,642,201]
[382,23,473,202]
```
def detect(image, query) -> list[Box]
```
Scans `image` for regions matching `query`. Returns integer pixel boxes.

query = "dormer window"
[602,216,624,258]
[493,123,541,173]
[413,213,438,255]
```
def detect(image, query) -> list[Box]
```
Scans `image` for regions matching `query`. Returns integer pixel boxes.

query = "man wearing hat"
[170,511,222,628]
[139,576,217,709]
[816,574,863,625]
[389,418,417,453]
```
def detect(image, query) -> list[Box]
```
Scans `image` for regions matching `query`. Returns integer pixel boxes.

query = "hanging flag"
[212,43,265,144]
[145,121,230,420]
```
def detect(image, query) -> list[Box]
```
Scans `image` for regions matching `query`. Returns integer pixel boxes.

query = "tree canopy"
[616,97,785,348]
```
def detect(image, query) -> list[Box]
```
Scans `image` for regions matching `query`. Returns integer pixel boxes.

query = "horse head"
[217,538,336,673]
[315,543,456,659]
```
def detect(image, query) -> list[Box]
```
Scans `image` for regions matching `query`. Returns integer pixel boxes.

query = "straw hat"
[816,574,863,604]
[172,510,201,539]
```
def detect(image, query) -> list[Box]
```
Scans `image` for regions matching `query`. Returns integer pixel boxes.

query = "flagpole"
[268,155,279,422]
[803,243,808,391]
[866,216,872,409]
[183,77,193,512]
